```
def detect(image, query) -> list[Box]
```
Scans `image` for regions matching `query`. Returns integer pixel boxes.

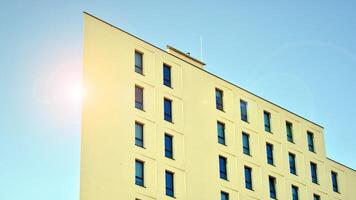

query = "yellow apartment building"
[80,12,356,200]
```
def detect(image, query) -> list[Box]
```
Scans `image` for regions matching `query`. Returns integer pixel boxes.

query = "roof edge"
[327,157,355,172]
[82,11,324,129]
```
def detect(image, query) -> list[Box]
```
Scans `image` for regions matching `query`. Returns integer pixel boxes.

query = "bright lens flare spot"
[68,84,86,104]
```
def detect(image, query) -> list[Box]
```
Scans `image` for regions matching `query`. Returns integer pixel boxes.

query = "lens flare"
[68,83,86,104]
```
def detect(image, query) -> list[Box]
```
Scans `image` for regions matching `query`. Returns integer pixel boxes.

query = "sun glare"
[68,83,86,104]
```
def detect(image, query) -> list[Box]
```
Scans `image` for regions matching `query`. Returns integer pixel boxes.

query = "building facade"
[80,12,356,200]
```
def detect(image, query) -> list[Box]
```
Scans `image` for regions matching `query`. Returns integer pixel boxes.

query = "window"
[215,88,223,111]
[289,153,297,175]
[219,156,227,180]
[165,134,173,159]
[242,132,250,155]
[135,160,144,186]
[240,100,248,122]
[165,171,174,197]
[264,111,271,132]
[164,98,172,122]
[331,171,339,192]
[266,143,274,165]
[221,191,229,200]
[310,162,318,184]
[217,121,226,145]
[135,122,144,147]
[286,121,293,142]
[163,63,172,87]
[313,194,320,200]
[269,176,277,199]
[135,86,144,110]
[244,166,253,190]
[292,185,299,200]
[307,131,315,152]
[135,51,143,74]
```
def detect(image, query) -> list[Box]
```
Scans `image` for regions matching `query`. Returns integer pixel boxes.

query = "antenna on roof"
[200,36,203,62]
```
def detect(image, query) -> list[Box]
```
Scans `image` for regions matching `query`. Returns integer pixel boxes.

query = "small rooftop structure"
[166,45,206,68]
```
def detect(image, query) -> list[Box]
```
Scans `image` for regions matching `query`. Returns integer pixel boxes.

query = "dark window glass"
[163,64,172,87]
[266,143,274,165]
[313,194,320,200]
[215,88,223,111]
[310,162,318,184]
[286,122,293,142]
[165,134,173,159]
[264,111,271,132]
[331,171,339,192]
[240,100,248,122]
[135,86,144,110]
[292,185,299,200]
[135,122,144,147]
[289,153,297,175]
[165,171,174,197]
[242,132,250,155]
[217,121,225,145]
[307,131,315,152]
[135,160,144,186]
[244,166,253,190]
[221,191,229,200]
[269,176,277,199]
[135,51,143,74]
[219,156,227,180]
[164,98,172,122]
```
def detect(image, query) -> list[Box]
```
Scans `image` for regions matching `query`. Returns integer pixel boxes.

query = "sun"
[68,83,86,104]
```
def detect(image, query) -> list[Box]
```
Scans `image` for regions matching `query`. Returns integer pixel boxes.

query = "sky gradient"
[1,1,356,199]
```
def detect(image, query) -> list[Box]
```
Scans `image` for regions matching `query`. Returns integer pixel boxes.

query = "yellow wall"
[81,12,356,200]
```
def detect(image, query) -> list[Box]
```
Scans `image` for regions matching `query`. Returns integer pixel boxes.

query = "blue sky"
[1,1,355,199]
